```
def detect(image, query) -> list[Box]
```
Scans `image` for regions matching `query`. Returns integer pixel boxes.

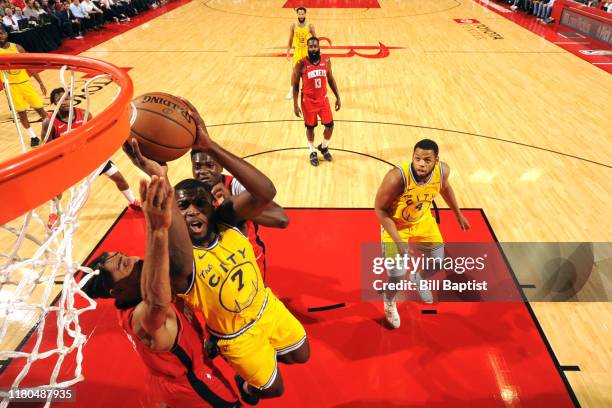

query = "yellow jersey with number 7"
[181,224,267,339]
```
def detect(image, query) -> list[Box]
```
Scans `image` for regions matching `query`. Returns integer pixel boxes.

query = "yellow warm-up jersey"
[292,24,311,52]
[390,162,443,228]
[182,224,268,339]
[0,43,30,84]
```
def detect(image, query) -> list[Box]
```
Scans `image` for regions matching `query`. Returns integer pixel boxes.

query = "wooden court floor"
[1,0,611,406]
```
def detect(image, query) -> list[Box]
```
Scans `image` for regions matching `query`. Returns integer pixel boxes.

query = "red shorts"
[301,95,333,127]
[147,366,239,407]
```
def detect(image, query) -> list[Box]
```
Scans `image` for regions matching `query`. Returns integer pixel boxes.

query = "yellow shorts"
[216,291,306,390]
[381,212,443,255]
[6,81,43,111]
[292,47,308,65]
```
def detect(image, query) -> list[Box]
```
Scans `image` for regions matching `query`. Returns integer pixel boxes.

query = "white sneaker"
[410,272,434,304]
[384,301,400,329]
[511,5,517,10]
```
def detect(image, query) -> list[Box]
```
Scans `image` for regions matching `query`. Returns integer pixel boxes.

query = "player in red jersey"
[292,36,341,167]
[190,149,289,276]
[41,87,140,228]
[84,175,240,408]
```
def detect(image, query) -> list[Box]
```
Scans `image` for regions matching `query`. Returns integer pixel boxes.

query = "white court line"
[560,33,586,39]
[554,42,589,44]
[593,62,612,65]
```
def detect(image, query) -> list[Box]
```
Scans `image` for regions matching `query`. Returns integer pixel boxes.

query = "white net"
[0,64,130,407]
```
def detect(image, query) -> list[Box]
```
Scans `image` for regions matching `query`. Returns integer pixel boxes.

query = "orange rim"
[0,54,134,225]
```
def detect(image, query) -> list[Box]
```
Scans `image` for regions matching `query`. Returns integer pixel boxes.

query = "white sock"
[26,127,36,139]
[121,188,135,203]
[322,138,330,148]
[308,141,316,153]
[49,199,57,214]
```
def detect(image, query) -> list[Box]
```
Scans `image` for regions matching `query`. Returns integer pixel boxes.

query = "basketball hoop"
[0,54,133,225]
[0,54,133,407]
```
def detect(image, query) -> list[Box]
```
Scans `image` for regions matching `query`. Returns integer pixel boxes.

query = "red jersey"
[221,175,267,274]
[49,108,85,140]
[301,56,330,100]
[119,300,238,407]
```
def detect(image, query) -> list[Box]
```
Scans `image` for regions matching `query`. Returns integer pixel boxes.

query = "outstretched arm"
[131,175,178,351]
[252,202,289,228]
[181,98,277,222]
[374,168,407,255]
[123,139,194,293]
[215,181,289,228]
[439,162,470,231]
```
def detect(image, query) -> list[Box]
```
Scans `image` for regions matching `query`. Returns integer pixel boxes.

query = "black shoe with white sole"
[309,151,319,166]
[317,144,332,161]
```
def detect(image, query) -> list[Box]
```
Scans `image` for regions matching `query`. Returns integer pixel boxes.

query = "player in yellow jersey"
[175,101,308,405]
[0,26,48,147]
[120,99,309,405]
[286,6,316,99]
[374,139,470,328]
[112,100,308,404]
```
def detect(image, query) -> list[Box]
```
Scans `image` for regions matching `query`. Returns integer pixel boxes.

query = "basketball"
[130,92,197,162]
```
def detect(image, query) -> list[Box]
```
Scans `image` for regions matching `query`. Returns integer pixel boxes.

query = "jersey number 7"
[231,269,244,291]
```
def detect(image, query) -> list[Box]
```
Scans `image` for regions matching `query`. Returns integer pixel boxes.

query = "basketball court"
[1,0,610,407]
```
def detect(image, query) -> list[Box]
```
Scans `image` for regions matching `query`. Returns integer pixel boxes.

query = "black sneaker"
[30,137,40,148]
[234,374,259,406]
[309,151,319,167]
[317,144,333,161]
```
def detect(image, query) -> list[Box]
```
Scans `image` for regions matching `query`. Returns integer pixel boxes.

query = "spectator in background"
[97,0,129,22]
[23,0,41,20]
[14,7,28,24]
[523,0,535,14]
[109,0,131,19]
[33,1,47,15]
[36,0,63,32]
[11,0,26,9]
[121,0,141,17]
[58,1,82,37]
[70,0,96,31]
[3,7,19,30]
[41,0,55,13]
[81,0,103,26]
[96,0,118,22]
[0,0,7,16]
[536,0,555,22]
